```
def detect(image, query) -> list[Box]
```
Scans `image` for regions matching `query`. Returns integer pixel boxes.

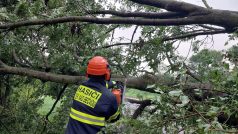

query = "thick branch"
[0,16,208,30]
[124,74,214,93]
[132,100,152,119]
[0,10,237,32]
[198,24,224,31]
[127,0,237,30]
[125,75,158,93]
[0,14,235,32]
[0,65,85,84]
[96,43,138,49]
[128,0,206,13]
[126,98,153,119]
[92,10,188,19]
[182,83,212,90]
[0,62,215,93]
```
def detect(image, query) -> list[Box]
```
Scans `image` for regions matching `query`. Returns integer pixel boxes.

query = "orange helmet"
[86,56,111,80]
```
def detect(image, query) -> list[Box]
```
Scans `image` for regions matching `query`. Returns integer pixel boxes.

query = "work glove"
[107,81,116,89]
[107,80,124,90]
[115,81,124,93]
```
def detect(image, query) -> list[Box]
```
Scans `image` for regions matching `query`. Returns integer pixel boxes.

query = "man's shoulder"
[80,82,112,95]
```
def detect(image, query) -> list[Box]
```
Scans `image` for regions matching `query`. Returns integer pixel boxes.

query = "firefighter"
[65,56,123,134]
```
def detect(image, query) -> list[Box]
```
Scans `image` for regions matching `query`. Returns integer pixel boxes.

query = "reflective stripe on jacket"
[65,78,120,134]
[70,108,105,126]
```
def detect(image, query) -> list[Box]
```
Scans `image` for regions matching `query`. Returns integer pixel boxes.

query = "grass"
[125,88,158,100]
[38,96,60,115]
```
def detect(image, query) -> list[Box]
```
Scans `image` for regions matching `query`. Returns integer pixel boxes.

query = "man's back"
[65,78,119,134]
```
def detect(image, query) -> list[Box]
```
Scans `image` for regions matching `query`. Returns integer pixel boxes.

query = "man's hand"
[115,81,124,92]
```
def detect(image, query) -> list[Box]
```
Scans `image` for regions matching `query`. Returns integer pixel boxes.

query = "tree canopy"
[0,0,238,133]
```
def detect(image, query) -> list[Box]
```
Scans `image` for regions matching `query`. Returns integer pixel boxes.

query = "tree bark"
[126,98,153,119]
[0,0,237,32]
[0,65,85,84]
[0,62,214,92]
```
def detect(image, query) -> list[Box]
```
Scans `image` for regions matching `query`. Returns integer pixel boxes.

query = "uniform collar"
[88,78,107,87]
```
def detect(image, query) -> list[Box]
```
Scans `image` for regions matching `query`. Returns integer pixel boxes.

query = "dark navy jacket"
[65,78,119,134]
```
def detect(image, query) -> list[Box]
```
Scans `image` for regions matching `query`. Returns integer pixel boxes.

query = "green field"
[125,88,158,100]
[38,96,61,115]
[39,88,157,115]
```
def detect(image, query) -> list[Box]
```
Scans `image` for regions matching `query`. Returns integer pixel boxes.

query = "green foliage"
[1,80,45,134]
[226,45,238,65]
[38,96,60,115]
[0,2,124,133]
[15,1,29,17]
[0,0,238,133]
[0,0,18,7]
[189,49,224,81]
[103,118,157,134]
[190,49,223,66]
[103,47,238,133]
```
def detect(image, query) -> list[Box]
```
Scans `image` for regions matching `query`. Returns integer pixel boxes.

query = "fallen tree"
[1,0,238,133]
[0,59,213,91]
[3,57,238,128]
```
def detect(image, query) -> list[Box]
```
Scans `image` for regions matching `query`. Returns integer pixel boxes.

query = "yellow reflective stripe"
[70,113,105,126]
[70,108,105,126]
[106,82,108,88]
[71,108,105,121]
[107,107,120,122]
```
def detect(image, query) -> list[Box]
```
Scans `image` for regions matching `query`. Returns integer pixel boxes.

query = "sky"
[183,0,238,11]
[177,0,238,56]
[112,0,238,58]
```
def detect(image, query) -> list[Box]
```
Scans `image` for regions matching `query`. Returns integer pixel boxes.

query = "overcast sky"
[183,0,238,11]
[113,0,238,58]
[177,0,238,57]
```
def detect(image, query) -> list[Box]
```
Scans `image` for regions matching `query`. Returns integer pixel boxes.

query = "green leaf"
[176,95,190,107]
[204,124,211,132]
[206,106,219,116]
[146,84,156,89]
[168,90,182,97]
[154,87,164,94]
[0,12,9,19]
[223,63,229,70]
